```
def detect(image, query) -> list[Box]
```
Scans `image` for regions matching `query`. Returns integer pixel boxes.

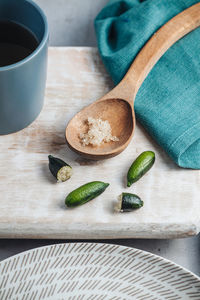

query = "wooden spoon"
[66,3,200,159]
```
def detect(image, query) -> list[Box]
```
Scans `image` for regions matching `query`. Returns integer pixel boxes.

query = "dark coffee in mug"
[0,20,39,67]
[0,0,48,135]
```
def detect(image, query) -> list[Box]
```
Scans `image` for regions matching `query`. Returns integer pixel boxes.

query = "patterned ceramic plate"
[0,243,200,300]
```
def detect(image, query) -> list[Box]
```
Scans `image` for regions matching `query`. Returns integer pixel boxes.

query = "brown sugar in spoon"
[66,3,200,159]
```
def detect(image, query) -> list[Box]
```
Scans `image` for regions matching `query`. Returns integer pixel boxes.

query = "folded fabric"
[95,0,200,169]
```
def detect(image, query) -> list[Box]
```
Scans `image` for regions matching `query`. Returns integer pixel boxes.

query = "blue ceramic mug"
[0,0,48,134]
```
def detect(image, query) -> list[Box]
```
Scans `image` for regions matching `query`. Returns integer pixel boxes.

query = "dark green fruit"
[127,151,155,187]
[48,155,72,182]
[116,193,143,212]
[65,181,109,207]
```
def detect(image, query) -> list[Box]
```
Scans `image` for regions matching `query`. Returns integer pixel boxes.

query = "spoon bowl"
[66,3,200,160]
[66,98,134,159]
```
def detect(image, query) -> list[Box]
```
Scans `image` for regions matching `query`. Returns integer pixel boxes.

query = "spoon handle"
[104,3,200,104]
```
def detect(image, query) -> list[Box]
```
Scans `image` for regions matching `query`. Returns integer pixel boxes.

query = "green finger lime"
[116,193,143,212]
[48,155,72,182]
[127,151,155,187]
[65,181,109,207]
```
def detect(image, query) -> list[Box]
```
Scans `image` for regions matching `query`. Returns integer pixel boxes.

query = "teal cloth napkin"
[95,0,200,169]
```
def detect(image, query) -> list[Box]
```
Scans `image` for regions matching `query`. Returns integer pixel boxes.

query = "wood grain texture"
[122,2,200,98]
[66,3,200,160]
[0,47,199,239]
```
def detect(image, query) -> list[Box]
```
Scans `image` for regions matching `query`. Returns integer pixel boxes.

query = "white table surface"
[0,0,199,278]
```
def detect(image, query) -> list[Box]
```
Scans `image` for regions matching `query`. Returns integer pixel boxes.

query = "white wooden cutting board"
[0,47,199,239]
